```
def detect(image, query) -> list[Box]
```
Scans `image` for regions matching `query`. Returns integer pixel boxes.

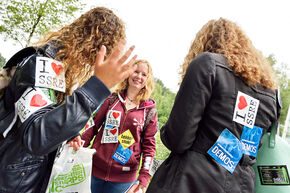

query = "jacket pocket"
[1,159,44,193]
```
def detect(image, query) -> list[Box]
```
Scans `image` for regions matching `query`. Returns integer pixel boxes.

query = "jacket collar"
[38,40,63,59]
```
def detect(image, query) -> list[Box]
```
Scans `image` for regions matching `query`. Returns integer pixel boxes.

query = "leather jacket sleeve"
[4,51,111,156]
[21,76,111,156]
[161,53,216,154]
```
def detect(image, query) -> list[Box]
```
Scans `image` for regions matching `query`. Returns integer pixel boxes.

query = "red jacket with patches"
[81,91,158,187]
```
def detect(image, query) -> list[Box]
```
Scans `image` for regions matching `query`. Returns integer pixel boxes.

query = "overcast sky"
[1,0,289,92]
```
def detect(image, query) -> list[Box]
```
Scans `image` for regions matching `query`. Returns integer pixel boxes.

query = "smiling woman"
[70,59,158,193]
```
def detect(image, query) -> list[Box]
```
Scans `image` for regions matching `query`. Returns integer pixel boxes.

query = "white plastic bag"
[46,144,95,193]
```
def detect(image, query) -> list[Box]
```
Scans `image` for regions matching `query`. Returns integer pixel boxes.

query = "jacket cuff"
[138,172,151,187]
[80,76,111,105]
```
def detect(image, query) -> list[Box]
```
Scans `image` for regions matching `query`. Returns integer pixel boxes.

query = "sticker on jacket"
[233,91,260,128]
[101,124,118,143]
[112,144,132,165]
[35,56,66,92]
[241,125,263,157]
[118,129,135,149]
[207,129,243,173]
[15,87,53,122]
[83,117,95,132]
[106,110,121,127]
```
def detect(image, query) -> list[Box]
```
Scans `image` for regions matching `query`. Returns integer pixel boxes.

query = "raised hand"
[94,39,137,88]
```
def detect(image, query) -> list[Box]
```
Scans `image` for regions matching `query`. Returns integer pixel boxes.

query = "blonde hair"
[180,18,276,89]
[114,59,154,104]
[34,7,125,104]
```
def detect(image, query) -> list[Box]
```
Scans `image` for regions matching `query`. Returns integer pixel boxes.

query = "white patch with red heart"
[233,91,260,128]
[15,87,53,122]
[106,110,121,127]
[35,57,66,92]
[101,124,118,144]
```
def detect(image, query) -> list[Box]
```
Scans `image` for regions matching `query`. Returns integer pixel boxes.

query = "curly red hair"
[180,18,276,89]
[35,7,126,104]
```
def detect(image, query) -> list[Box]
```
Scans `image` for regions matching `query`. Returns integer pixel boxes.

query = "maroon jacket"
[82,91,157,186]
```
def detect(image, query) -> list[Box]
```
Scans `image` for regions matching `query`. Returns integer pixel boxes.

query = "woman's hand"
[67,136,83,151]
[127,183,147,193]
[94,39,137,89]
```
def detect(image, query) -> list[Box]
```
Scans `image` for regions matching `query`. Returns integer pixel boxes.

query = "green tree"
[266,54,290,132]
[0,52,5,68]
[151,78,176,127]
[0,0,84,47]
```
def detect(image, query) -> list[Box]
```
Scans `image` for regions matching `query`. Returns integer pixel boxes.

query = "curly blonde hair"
[180,18,276,89]
[35,7,125,104]
[114,59,154,104]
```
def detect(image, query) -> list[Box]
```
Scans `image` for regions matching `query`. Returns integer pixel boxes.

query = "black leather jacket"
[147,52,279,193]
[0,46,110,193]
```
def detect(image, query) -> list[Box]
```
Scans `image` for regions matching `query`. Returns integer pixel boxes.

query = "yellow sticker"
[118,129,135,149]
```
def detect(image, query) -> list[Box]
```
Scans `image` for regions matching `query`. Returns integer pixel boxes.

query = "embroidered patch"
[118,129,135,149]
[207,129,243,173]
[233,91,260,128]
[35,56,66,92]
[15,87,53,122]
[122,167,130,171]
[241,125,263,157]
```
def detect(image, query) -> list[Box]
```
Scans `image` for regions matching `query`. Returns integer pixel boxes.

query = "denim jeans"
[91,176,138,193]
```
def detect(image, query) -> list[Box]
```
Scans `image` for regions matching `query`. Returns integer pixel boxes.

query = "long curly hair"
[35,7,125,104]
[114,59,155,104]
[180,18,276,89]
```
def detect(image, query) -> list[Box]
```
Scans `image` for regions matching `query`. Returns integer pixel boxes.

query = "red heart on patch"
[84,124,89,130]
[51,62,62,75]
[113,112,120,119]
[30,94,47,107]
[110,128,117,135]
[238,96,248,110]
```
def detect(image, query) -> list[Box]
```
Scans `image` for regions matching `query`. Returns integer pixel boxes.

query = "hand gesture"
[94,39,137,88]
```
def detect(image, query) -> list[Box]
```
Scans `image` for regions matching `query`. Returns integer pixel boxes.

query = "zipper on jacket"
[104,109,128,181]
[105,143,118,181]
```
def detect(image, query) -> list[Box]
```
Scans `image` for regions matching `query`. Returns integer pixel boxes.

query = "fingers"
[95,45,106,67]
[76,136,82,147]
[68,136,82,151]
[109,39,126,61]
[118,45,135,65]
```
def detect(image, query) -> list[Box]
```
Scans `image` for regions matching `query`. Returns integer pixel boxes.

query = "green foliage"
[0,52,6,68]
[0,0,84,47]
[151,78,176,127]
[267,55,290,133]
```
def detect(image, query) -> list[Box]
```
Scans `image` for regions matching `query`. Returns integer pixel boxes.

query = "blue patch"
[207,129,243,173]
[112,144,132,165]
[241,126,263,157]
